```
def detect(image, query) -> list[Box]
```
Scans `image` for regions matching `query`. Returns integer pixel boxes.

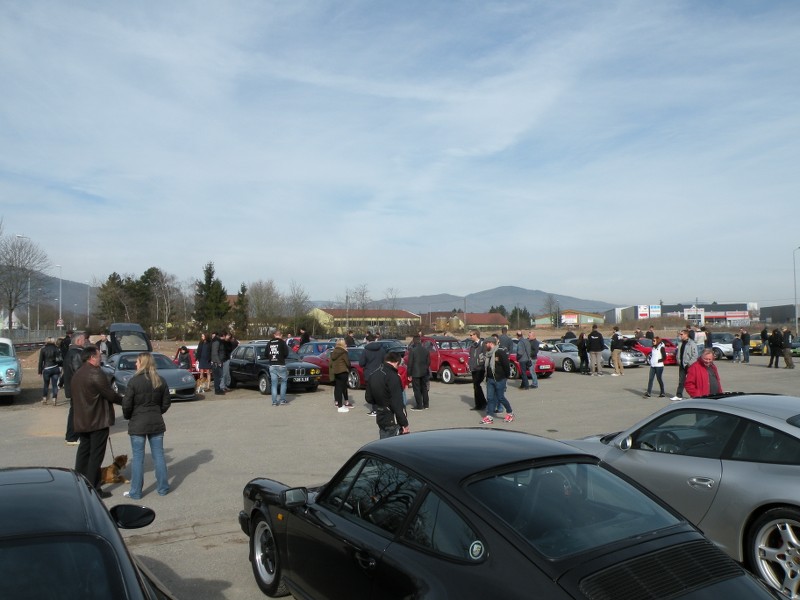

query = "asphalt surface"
[2,353,797,599]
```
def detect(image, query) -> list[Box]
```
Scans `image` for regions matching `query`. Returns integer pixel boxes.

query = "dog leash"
[107,435,117,460]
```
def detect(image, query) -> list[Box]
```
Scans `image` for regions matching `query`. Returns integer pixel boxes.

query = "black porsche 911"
[0,467,174,599]
[239,428,780,599]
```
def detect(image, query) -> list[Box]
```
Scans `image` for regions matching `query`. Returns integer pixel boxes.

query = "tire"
[258,373,270,395]
[746,506,800,596]
[348,369,360,390]
[562,358,575,373]
[228,377,237,389]
[712,348,723,360]
[250,515,289,597]
[508,362,518,379]
[439,365,454,384]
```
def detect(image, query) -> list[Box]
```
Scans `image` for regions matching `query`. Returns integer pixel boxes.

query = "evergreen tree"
[231,282,249,336]
[194,262,229,332]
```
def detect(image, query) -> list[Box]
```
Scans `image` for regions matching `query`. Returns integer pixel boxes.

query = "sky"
[1,1,799,310]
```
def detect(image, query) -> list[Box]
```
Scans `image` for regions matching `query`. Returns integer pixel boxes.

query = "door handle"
[688,476,715,489]
[354,550,377,571]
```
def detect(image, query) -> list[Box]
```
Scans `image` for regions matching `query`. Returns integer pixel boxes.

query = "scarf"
[484,344,499,377]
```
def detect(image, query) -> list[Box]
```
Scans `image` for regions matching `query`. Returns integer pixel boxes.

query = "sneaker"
[643,393,651,398]
[123,491,142,500]
[611,373,619,377]
[41,397,48,404]
[669,395,681,401]
[504,414,515,423]
[337,406,349,413]
[65,440,79,446]
[658,394,666,398]
[367,410,377,416]
[280,400,288,405]
[480,416,494,425]
[409,407,423,411]
[344,402,354,408]
[98,490,112,499]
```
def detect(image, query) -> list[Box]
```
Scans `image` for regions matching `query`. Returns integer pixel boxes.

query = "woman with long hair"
[329,339,353,412]
[122,352,171,499]
[196,332,212,390]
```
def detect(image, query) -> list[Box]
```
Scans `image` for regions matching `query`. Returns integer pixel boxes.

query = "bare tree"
[286,280,310,333]
[384,287,400,311]
[248,279,286,334]
[350,284,371,312]
[150,269,180,340]
[0,232,50,331]
[542,294,560,327]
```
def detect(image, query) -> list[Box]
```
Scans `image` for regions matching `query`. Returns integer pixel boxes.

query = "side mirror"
[618,436,633,451]
[110,504,156,529]
[282,487,308,508]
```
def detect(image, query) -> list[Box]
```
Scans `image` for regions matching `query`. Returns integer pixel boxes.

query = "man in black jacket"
[210,332,226,395]
[407,336,431,410]
[359,337,386,416]
[481,338,514,425]
[587,324,605,376]
[368,352,409,439]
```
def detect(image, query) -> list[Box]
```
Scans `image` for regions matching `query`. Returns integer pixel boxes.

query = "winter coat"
[38,342,61,374]
[359,341,387,379]
[587,330,605,352]
[407,343,431,378]
[329,347,351,376]
[684,360,723,398]
[122,371,170,436]
[71,363,121,433]
[368,363,408,430]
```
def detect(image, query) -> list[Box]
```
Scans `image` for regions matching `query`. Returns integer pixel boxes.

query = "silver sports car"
[539,342,581,372]
[567,393,800,599]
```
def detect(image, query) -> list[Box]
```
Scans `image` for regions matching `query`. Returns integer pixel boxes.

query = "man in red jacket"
[684,348,724,398]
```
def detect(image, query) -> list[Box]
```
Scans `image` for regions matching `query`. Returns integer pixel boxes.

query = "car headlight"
[311,368,320,375]
[181,375,194,384]
[4,368,16,379]
[458,357,465,363]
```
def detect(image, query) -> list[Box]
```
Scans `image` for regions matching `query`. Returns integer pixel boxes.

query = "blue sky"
[1,1,798,308]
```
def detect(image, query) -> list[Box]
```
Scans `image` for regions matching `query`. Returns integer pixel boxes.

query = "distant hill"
[314,286,617,315]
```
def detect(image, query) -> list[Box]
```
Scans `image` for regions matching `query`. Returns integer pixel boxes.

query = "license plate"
[294,377,309,382]
[539,365,552,370]
[169,388,176,394]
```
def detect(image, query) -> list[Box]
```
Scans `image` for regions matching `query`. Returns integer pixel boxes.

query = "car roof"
[359,428,594,488]
[700,393,800,422]
[0,468,103,537]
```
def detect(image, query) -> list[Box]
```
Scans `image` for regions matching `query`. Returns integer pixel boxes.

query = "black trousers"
[411,375,430,409]
[333,372,349,406]
[471,370,487,409]
[75,428,109,490]
[65,397,78,442]
[212,363,224,392]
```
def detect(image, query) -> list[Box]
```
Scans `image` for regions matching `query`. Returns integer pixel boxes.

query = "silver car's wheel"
[250,516,289,597]
[348,369,360,390]
[713,347,723,360]
[562,358,575,373]
[748,507,800,599]
[258,374,270,395]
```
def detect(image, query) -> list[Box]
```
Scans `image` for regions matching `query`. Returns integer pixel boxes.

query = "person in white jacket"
[643,336,667,398]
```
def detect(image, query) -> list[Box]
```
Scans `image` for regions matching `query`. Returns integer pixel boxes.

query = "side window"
[243,346,255,361]
[403,491,483,561]
[731,422,800,464]
[321,457,422,536]
[633,410,739,458]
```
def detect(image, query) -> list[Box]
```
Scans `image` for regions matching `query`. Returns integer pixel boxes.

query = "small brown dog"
[196,375,210,393]
[100,454,130,484]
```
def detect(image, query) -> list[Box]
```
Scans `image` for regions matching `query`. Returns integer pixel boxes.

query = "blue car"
[0,337,22,400]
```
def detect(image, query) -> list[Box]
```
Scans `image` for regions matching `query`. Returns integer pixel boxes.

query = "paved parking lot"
[2,355,797,599]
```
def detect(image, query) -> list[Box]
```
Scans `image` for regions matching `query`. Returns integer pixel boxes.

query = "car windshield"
[152,354,177,370]
[0,534,127,598]
[558,343,578,352]
[0,342,11,357]
[467,462,680,560]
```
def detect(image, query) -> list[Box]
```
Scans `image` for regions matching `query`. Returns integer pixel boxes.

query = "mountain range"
[317,286,618,316]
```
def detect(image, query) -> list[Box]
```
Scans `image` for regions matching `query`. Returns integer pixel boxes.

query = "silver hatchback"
[567,393,800,599]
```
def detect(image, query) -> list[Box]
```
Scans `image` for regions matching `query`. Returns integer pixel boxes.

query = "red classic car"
[419,336,472,384]
[630,337,677,366]
[304,347,409,390]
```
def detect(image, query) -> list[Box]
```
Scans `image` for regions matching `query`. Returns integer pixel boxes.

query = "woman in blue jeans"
[122,352,171,499]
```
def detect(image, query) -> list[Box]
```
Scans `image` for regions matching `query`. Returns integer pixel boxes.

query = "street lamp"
[56,264,62,328]
[794,246,800,336]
